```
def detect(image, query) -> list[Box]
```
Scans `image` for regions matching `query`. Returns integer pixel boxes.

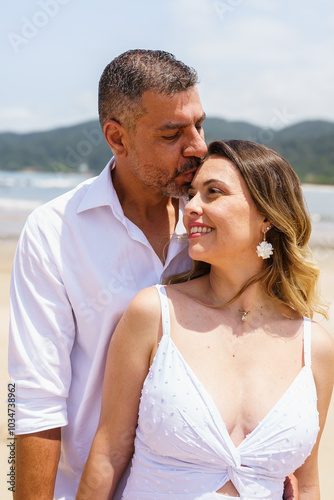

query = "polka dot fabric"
[122,286,319,499]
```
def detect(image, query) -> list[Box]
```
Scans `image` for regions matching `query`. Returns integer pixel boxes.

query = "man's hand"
[283,474,299,500]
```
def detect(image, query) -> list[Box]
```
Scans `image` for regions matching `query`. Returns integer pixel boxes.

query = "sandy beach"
[1,237,333,498]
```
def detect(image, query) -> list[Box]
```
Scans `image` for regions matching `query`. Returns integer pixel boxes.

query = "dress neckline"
[152,285,314,451]
[158,335,311,451]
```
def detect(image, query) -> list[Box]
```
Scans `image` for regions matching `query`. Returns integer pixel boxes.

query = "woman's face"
[183,154,266,267]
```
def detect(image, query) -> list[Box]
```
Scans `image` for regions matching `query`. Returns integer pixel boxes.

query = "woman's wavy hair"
[166,139,328,319]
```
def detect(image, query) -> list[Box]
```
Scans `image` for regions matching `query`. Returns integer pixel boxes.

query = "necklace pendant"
[239,309,251,322]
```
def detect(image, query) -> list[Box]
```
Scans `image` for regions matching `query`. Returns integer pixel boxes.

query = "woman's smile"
[188,222,215,238]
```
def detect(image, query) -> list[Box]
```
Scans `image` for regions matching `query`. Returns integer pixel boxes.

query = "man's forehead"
[140,87,205,128]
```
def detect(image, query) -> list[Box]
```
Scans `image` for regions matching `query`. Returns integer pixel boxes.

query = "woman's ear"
[103,120,129,157]
[261,220,272,234]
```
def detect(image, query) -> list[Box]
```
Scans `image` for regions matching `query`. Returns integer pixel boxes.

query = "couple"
[9,50,333,499]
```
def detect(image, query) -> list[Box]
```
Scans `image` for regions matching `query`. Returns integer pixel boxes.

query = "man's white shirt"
[9,159,191,499]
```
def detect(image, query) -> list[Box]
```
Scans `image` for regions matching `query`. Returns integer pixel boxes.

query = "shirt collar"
[76,158,188,234]
[76,158,117,214]
[175,197,187,235]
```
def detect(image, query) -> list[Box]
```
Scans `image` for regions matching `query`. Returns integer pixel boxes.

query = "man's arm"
[14,428,61,500]
[9,217,75,498]
[284,474,299,500]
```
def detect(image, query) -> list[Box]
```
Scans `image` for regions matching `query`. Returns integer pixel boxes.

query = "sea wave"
[0,198,42,212]
[0,171,333,240]
[0,171,91,190]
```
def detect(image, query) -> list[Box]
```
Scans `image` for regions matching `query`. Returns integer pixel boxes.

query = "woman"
[76,140,334,499]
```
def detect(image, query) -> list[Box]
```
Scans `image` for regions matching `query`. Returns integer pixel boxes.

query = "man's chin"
[163,184,188,198]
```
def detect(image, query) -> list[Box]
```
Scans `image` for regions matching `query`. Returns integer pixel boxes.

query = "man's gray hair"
[98,49,198,130]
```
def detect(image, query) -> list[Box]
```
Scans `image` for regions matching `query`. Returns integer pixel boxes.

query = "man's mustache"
[175,157,202,177]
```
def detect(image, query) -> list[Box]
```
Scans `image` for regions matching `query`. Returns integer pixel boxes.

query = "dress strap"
[154,285,171,337]
[303,317,312,367]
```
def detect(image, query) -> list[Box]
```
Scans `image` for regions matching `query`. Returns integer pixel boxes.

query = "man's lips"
[176,168,197,182]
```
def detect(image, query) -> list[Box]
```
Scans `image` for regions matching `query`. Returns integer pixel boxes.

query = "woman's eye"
[185,193,194,201]
[208,188,220,195]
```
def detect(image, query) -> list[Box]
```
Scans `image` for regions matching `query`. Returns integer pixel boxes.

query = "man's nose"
[183,128,207,158]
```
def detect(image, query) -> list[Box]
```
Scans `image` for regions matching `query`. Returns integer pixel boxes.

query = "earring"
[256,226,273,259]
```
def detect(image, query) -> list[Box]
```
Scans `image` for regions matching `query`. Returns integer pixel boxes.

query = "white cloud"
[167,1,334,127]
[1,0,334,132]
[0,107,32,121]
[0,107,36,132]
[72,90,97,116]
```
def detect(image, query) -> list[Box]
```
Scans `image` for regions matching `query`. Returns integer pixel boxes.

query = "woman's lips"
[188,223,215,239]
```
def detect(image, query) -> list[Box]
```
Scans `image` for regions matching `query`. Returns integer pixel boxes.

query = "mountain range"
[1,117,333,184]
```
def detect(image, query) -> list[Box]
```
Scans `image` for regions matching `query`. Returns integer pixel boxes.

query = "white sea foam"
[0,198,42,212]
[0,171,333,239]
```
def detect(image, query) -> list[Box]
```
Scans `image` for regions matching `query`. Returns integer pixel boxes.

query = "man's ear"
[103,120,129,157]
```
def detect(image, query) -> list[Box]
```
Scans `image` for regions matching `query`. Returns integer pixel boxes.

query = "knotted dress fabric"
[122,286,319,499]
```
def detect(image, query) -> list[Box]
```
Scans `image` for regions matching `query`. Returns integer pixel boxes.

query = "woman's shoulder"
[310,320,334,379]
[123,286,163,328]
[128,285,161,309]
[310,320,334,354]
[125,280,204,320]
[164,275,209,300]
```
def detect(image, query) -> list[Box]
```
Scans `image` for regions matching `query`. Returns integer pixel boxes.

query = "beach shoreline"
[0,237,333,498]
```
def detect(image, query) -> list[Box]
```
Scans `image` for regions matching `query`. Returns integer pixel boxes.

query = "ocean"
[0,170,92,239]
[0,170,333,250]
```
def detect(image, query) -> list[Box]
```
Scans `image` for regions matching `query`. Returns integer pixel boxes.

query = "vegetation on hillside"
[0,118,333,184]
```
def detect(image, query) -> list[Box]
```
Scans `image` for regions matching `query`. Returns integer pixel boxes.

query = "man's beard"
[127,151,203,198]
[160,157,202,198]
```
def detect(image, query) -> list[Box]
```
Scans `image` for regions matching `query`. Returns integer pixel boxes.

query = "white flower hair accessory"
[256,226,273,259]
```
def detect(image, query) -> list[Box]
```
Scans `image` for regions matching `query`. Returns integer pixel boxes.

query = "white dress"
[122,285,319,499]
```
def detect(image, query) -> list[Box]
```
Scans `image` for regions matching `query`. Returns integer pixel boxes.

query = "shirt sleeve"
[8,211,76,434]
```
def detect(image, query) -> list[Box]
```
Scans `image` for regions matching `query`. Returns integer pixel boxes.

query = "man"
[9,49,206,500]
[9,49,297,499]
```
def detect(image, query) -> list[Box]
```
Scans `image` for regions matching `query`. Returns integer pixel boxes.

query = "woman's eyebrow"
[189,179,227,189]
[203,178,224,186]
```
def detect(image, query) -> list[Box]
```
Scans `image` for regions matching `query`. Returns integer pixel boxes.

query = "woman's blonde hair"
[166,140,328,319]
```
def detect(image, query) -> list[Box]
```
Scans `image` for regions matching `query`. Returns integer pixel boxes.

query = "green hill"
[0,121,111,173]
[0,118,333,184]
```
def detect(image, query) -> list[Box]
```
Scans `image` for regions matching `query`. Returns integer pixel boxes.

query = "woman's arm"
[76,287,162,500]
[294,322,334,499]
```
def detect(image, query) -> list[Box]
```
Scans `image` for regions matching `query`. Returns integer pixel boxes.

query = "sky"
[1,0,334,133]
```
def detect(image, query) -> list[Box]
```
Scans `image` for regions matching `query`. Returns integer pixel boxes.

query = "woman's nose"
[184,193,203,216]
